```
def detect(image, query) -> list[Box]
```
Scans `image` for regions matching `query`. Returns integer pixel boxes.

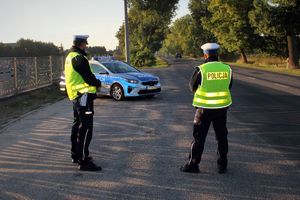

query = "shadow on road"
[0,62,299,199]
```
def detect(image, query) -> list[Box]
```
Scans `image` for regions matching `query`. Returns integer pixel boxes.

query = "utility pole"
[124,0,130,64]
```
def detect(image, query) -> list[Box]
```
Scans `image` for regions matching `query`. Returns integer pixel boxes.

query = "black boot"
[78,160,102,171]
[218,165,227,174]
[217,157,227,174]
[71,155,78,164]
[180,163,200,173]
[83,156,93,162]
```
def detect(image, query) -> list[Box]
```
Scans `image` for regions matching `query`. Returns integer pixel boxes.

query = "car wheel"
[111,84,124,101]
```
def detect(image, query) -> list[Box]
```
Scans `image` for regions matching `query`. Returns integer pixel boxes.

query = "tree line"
[0,39,62,57]
[116,0,299,69]
[0,39,108,58]
[116,0,179,67]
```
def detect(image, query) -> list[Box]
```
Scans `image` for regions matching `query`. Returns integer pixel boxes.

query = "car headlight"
[126,79,139,84]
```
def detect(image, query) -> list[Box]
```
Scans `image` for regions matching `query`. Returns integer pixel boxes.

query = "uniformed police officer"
[65,35,102,171]
[180,43,233,174]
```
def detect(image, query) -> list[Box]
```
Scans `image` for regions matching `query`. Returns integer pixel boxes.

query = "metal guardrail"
[0,56,64,99]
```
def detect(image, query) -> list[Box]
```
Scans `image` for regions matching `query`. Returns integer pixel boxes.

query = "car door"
[90,64,110,95]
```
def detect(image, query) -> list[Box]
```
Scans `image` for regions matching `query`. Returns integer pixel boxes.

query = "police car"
[60,56,161,101]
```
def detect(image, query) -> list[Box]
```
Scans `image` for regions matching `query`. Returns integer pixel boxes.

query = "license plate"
[147,86,157,90]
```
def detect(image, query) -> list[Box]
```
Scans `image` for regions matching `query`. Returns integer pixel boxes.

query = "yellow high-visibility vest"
[64,52,96,100]
[193,62,232,109]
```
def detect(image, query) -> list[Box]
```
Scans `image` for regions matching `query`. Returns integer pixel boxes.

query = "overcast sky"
[0,0,189,50]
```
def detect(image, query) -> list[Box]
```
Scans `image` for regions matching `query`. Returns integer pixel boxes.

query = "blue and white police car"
[60,56,161,101]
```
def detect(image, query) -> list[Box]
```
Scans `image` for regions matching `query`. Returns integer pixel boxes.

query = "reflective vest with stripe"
[192,62,232,109]
[65,52,96,100]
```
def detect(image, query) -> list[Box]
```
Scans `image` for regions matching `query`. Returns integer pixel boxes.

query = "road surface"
[0,58,299,200]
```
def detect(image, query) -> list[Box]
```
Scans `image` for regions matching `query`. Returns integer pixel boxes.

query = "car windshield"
[90,64,107,74]
[102,61,139,73]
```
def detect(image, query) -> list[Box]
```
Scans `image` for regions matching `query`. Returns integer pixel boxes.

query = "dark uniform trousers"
[189,107,228,167]
[71,94,95,162]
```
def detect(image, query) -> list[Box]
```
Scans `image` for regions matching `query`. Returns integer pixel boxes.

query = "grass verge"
[0,84,65,129]
[226,62,300,77]
[140,56,169,69]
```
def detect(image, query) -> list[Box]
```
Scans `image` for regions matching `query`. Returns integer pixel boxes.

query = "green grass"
[140,57,169,69]
[0,84,65,128]
[226,61,300,76]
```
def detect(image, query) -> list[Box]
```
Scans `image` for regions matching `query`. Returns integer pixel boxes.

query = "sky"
[0,0,190,50]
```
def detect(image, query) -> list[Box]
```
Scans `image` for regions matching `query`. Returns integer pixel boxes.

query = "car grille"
[142,81,158,86]
[138,88,161,94]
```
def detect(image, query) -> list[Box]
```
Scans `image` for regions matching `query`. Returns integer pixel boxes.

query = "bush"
[131,48,156,67]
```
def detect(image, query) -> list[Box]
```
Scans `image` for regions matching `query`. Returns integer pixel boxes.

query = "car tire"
[111,84,124,101]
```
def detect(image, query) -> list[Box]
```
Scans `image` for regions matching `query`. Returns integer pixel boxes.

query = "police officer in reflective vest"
[180,43,233,174]
[65,35,102,171]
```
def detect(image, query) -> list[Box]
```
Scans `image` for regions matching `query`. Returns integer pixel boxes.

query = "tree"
[0,43,14,57]
[129,0,179,20]
[201,0,260,63]
[0,39,60,57]
[249,0,300,69]
[161,15,193,56]
[86,46,107,56]
[161,14,210,57]
[116,0,179,67]
[189,0,216,56]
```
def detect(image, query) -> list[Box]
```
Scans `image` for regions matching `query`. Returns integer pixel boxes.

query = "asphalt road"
[0,58,299,200]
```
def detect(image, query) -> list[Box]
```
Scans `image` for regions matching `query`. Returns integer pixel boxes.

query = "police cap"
[201,43,220,54]
[73,35,89,45]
